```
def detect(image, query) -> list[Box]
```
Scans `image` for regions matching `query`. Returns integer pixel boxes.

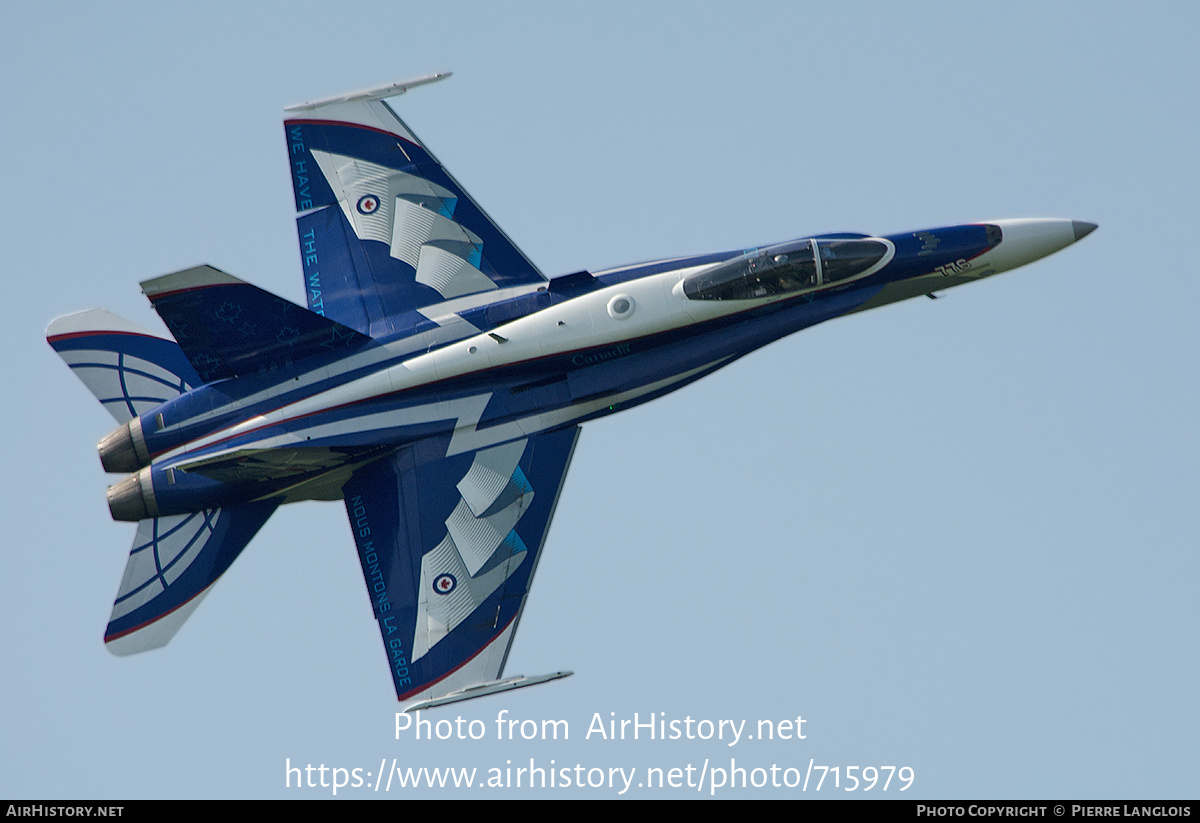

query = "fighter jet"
[46,74,1096,710]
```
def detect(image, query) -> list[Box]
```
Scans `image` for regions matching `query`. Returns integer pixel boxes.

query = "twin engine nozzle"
[98,417,150,473]
[106,468,158,522]
[99,418,156,521]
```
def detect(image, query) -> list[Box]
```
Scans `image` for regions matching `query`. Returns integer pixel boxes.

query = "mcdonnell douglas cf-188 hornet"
[47,74,1096,710]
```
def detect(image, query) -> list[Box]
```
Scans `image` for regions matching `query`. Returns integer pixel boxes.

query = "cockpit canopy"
[682,237,892,301]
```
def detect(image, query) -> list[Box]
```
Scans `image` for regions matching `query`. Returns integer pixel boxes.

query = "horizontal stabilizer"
[105,498,279,654]
[47,309,201,422]
[142,265,376,381]
[404,671,573,712]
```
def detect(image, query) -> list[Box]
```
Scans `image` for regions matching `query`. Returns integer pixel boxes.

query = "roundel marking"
[357,194,381,215]
[433,573,457,595]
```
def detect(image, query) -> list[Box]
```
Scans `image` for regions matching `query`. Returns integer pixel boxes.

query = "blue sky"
[3,1,1197,798]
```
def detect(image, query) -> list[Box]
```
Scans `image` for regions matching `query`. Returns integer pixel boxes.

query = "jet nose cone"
[1072,220,1098,242]
[974,218,1094,275]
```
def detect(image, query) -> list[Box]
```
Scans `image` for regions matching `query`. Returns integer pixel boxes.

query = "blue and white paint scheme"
[46,74,1096,710]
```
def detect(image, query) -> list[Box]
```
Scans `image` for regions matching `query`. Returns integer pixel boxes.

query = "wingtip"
[284,72,454,111]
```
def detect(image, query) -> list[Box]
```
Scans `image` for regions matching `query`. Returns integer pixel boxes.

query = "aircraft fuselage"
[103,217,1092,522]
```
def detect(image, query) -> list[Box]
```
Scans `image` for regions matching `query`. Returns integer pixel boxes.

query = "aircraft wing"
[283,74,547,338]
[341,426,579,705]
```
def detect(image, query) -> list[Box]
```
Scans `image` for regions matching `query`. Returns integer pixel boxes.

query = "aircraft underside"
[46,73,1094,709]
